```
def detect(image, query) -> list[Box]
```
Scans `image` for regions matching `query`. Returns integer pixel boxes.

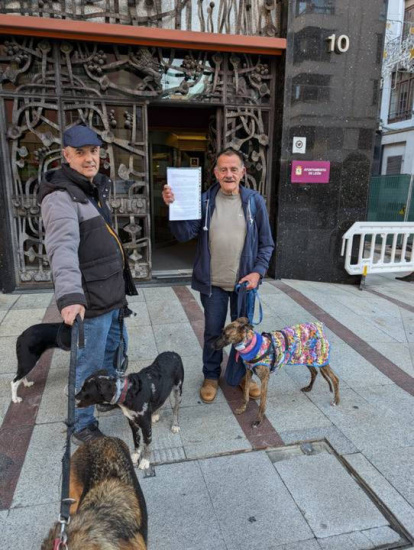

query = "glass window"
[160,51,217,103]
[291,74,331,104]
[388,72,414,123]
[294,27,331,64]
[379,0,387,21]
[296,0,335,16]
[386,156,403,175]
[403,6,414,40]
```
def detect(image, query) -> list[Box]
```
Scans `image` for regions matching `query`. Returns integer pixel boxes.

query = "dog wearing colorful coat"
[214,317,340,428]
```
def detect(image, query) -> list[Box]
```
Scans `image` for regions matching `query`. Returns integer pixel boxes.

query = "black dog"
[11,322,71,403]
[76,351,184,469]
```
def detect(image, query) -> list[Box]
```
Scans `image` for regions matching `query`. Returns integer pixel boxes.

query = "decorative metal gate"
[0,37,277,286]
[0,1,282,37]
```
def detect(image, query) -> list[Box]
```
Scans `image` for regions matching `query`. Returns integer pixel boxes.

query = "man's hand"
[238,272,261,290]
[162,185,175,205]
[61,304,85,326]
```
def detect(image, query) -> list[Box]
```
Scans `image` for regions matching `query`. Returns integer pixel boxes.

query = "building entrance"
[0,35,277,290]
[148,105,217,277]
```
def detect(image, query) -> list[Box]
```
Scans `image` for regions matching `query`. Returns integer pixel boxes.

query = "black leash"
[57,314,84,549]
[114,307,130,376]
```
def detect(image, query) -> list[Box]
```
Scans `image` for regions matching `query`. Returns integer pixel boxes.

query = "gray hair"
[215,147,245,167]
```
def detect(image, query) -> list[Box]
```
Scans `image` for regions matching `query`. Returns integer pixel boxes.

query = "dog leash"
[235,281,263,325]
[114,306,131,376]
[55,314,84,549]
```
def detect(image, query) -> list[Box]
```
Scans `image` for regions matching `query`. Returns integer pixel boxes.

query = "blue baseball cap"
[63,125,102,148]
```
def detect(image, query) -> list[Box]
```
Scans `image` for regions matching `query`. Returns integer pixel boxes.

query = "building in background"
[369,0,414,223]
[0,1,386,291]
[380,0,414,175]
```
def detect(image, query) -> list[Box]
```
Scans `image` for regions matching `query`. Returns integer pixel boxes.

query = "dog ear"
[238,317,254,331]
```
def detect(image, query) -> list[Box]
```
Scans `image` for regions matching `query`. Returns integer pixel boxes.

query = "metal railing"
[341,221,414,278]
[388,109,413,123]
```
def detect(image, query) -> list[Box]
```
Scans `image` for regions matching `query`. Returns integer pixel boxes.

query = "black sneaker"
[72,424,104,445]
[96,404,118,413]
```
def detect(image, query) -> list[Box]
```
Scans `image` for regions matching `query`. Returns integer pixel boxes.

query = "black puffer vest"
[39,164,137,318]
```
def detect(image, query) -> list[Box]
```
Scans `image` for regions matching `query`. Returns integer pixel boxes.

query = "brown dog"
[215,317,340,428]
[41,436,148,550]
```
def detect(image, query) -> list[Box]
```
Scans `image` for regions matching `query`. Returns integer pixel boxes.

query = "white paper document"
[167,167,202,221]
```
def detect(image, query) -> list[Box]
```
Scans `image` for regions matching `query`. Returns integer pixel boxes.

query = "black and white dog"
[11,322,71,403]
[75,351,184,470]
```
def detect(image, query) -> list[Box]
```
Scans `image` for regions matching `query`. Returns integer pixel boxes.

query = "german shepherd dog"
[75,351,184,469]
[11,322,71,403]
[215,317,340,428]
[41,436,148,550]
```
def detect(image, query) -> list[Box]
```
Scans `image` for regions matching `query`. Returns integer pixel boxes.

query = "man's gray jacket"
[39,164,137,318]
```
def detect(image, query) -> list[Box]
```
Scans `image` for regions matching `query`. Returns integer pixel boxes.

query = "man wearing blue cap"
[39,125,137,444]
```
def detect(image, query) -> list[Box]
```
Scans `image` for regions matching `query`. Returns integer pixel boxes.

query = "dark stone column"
[273,0,386,283]
[0,172,15,292]
[0,102,16,292]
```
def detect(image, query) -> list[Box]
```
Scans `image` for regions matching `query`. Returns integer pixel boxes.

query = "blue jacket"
[170,183,275,296]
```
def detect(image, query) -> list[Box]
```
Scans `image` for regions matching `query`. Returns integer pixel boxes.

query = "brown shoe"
[239,376,261,399]
[200,379,219,403]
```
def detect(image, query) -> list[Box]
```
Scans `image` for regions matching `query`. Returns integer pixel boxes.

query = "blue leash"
[235,281,263,325]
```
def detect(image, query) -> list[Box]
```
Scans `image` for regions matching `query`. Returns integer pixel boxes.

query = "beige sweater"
[209,190,247,291]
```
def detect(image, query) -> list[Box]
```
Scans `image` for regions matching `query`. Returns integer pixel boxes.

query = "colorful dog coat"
[237,321,330,371]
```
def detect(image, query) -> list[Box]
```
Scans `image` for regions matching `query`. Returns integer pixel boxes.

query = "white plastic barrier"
[341,222,414,275]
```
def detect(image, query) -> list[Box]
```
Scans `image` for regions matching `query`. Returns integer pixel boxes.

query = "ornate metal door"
[224,105,272,196]
[0,38,151,285]
[223,53,275,198]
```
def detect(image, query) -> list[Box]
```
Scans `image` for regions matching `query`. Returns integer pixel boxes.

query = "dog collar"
[235,333,257,352]
[110,377,129,405]
[236,332,263,362]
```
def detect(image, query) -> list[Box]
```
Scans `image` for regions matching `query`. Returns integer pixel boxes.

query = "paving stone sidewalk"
[0,274,414,549]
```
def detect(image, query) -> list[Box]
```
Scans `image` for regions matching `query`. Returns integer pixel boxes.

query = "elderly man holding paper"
[162,148,274,404]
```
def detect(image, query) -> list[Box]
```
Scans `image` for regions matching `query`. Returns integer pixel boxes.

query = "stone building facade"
[0,1,386,291]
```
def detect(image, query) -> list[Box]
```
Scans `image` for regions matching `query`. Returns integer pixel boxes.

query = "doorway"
[148,105,218,276]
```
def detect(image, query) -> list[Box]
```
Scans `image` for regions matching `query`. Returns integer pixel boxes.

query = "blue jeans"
[75,308,128,432]
[200,286,246,385]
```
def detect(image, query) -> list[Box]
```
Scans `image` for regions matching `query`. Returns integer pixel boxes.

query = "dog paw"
[12,397,22,404]
[131,451,141,465]
[330,401,337,407]
[235,407,246,415]
[139,458,150,470]
[252,420,261,429]
[23,380,34,388]
[171,424,180,434]
[151,413,160,424]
